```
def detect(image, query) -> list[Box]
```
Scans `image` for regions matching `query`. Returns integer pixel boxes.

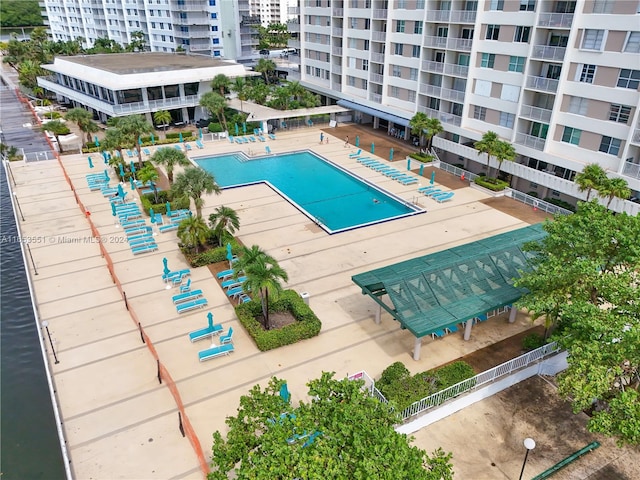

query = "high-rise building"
[298,0,640,213]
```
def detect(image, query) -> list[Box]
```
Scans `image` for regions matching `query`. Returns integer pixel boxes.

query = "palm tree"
[138,164,160,203]
[494,140,516,177]
[474,131,500,177]
[209,206,240,246]
[177,215,210,253]
[424,117,443,150]
[108,115,154,168]
[17,59,46,89]
[80,119,100,145]
[153,110,172,133]
[269,86,291,110]
[150,146,190,183]
[575,163,607,201]
[40,120,70,153]
[231,77,249,112]
[248,81,271,105]
[409,112,429,148]
[285,81,306,102]
[255,58,277,84]
[211,74,231,97]
[102,127,127,160]
[599,177,631,208]
[199,92,229,132]
[172,167,220,218]
[64,107,92,134]
[242,250,288,330]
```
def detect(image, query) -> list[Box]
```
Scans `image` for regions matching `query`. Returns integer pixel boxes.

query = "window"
[362,59,369,71]
[609,104,631,124]
[501,84,520,102]
[514,26,530,43]
[212,25,218,31]
[392,65,401,77]
[475,79,491,96]
[350,17,357,29]
[473,105,486,120]
[437,26,448,38]
[390,86,399,97]
[489,0,504,10]
[624,32,640,53]
[567,96,588,115]
[394,43,404,55]
[592,0,613,13]
[414,21,423,35]
[581,29,604,50]
[520,0,535,11]
[362,79,368,89]
[578,64,596,83]
[458,54,470,66]
[408,90,416,102]
[562,127,581,145]
[617,69,640,89]
[397,0,406,7]
[363,40,370,50]
[210,12,217,19]
[428,97,440,110]
[486,25,500,40]
[396,20,405,33]
[365,19,371,29]
[412,45,420,57]
[599,136,622,155]
[499,112,515,128]
[480,53,495,68]
[409,68,418,81]
[212,38,219,44]
[508,56,525,72]
[348,76,355,86]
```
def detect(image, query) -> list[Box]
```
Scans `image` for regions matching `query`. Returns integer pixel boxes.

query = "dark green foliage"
[235,290,321,351]
[433,361,476,389]
[377,362,410,390]
[409,153,434,163]
[207,122,223,133]
[522,333,545,351]
[474,176,509,191]
[140,191,189,214]
[165,131,194,140]
[187,241,240,267]
[543,197,576,212]
[1,1,43,27]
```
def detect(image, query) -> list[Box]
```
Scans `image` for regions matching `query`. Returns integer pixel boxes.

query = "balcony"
[520,105,552,123]
[419,84,441,96]
[525,75,559,93]
[447,38,473,51]
[177,1,209,11]
[422,60,444,73]
[288,39,300,49]
[632,127,640,144]
[424,36,448,48]
[332,46,343,55]
[537,13,573,28]
[369,92,382,103]
[332,7,343,16]
[441,88,465,103]
[372,31,386,41]
[371,52,385,63]
[288,23,300,33]
[333,65,342,74]
[444,63,469,77]
[289,6,300,14]
[531,45,566,61]
[369,73,384,84]
[622,160,640,180]
[450,10,477,23]
[372,9,387,19]
[515,133,546,151]
[331,81,342,91]
[332,27,343,36]
[426,10,450,22]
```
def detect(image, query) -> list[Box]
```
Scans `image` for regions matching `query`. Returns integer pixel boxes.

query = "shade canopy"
[351,225,546,339]
[337,100,410,127]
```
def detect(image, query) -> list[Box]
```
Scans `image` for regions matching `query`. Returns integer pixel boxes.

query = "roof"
[337,100,410,127]
[56,53,235,74]
[351,224,546,338]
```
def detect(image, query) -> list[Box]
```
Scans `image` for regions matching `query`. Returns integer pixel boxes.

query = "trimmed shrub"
[527,191,539,198]
[474,176,509,191]
[165,131,195,140]
[522,333,545,351]
[378,362,410,391]
[409,153,434,163]
[207,122,224,133]
[140,191,190,214]
[432,361,476,390]
[235,290,321,351]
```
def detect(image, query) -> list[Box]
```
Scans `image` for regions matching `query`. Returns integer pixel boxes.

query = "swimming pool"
[194,150,423,234]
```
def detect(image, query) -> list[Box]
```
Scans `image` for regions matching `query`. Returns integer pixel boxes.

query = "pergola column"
[509,305,518,323]
[463,319,473,341]
[413,337,422,361]
[374,303,381,325]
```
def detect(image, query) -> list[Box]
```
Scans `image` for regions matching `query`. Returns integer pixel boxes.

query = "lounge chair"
[348,149,362,158]
[238,294,251,304]
[434,192,455,203]
[129,237,156,248]
[219,327,234,345]
[397,176,418,185]
[127,150,135,158]
[228,136,234,143]
[445,324,459,334]
[195,140,204,149]
[384,170,403,178]
[198,343,234,362]
[189,323,223,342]
[365,162,383,169]
[172,272,190,286]
[431,329,445,339]
[125,226,153,237]
[159,223,179,233]
[371,164,392,172]
[121,219,146,229]
[234,137,242,144]
[268,133,276,140]
[226,286,244,298]
[265,146,272,155]
[423,189,444,197]
[221,276,247,289]
[132,243,158,255]
[162,269,190,283]
[176,297,208,314]
[474,314,488,324]
[180,278,192,293]
[249,136,256,142]
[258,136,266,142]
[356,157,374,164]
[418,186,438,193]
[127,233,154,243]
[172,289,203,305]
[216,268,236,280]
[174,144,183,151]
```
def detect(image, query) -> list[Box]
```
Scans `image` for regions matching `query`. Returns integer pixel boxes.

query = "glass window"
[390,86,399,97]
[624,32,640,53]
[164,84,179,98]
[392,65,401,77]
[514,26,530,43]
[414,21,423,35]
[394,43,404,55]
[567,96,588,115]
[363,40,370,50]
[599,136,622,155]
[437,26,448,37]
[592,0,613,13]
[617,69,640,89]
[608,104,631,124]
[578,64,596,83]
[396,20,405,33]
[409,68,418,81]
[480,53,495,68]
[473,105,486,120]
[520,0,535,11]
[489,0,504,10]
[561,127,581,145]
[486,25,500,40]
[499,112,515,128]
[428,96,440,109]
[408,90,416,102]
[581,29,604,50]
[184,82,198,96]
[508,56,525,72]
[362,59,369,71]
[350,17,357,29]
[412,45,420,57]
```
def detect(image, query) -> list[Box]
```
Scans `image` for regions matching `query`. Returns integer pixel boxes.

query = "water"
[196,151,422,233]
[0,162,67,479]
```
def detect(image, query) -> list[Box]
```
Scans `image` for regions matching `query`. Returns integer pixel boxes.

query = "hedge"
[165,131,195,140]
[207,122,224,133]
[474,176,509,191]
[235,290,322,351]
[140,191,190,215]
[186,239,242,267]
[409,153,434,163]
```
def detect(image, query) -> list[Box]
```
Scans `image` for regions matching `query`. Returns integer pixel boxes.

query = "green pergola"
[351,224,546,360]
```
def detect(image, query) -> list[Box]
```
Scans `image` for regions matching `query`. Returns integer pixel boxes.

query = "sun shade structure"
[352,224,546,359]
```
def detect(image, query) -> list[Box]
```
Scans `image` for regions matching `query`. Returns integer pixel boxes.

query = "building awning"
[337,100,410,127]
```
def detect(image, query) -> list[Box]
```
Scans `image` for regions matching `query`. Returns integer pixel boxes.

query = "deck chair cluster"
[119,202,159,254]
[357,158,418,185]
[217,268,251,304]
[418,185,455,203]
[158,209,192,233]
[163,269,210,314]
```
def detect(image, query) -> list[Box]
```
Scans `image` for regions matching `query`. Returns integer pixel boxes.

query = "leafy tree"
[494,140,516,177]
[126,30,147,52]
[575,163,607,201]
[80,119,100,145]
[231,77,249,112]
[474,131,499,178]
[409,112,430,148]
[153,110,172,132]
[17,58,46,89]
[0,1,43,28]
[516,201,640,445]
[211,74,231,97]
[209,373,454,480]
[199,92,229,132]
[247,81,270,105]
[150,146,190,183]
[255,58,277,84]
[598,177,631,208]
[138,164,159,203]
[208,205,240,247]
[269,85,292,110]
[87,37,124,54]
[177,215,210,253]
[65,107,93,142]
[0,143,21,161]
[40,120,70,153]
[107,114,154,167]
[102,126,127,160]
[172,167,220,218]
[252,22,291,49]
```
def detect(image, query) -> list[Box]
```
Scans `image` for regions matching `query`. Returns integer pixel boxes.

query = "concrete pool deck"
[10,125,551,479]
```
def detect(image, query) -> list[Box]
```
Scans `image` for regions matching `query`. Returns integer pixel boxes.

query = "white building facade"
[298,0,640,213]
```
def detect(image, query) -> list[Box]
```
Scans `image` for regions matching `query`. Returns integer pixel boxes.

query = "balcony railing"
[531,45,566,61]
[176,1,209,11]
[441,88,465,103]
[332,27,343,36]
[288,23,300,33]
[372,31,385,41]
[622,160,640,180]
[332,7,343,16]
[444,63,469,77]
[371,52,385,63]
[420,84,441,96]
[372,9,387,19]
[289,6,300,14]
[520,105,552,123]
[332,46,343,55]
[426,10,450,22]
[448,38,473,51]
[333,65,342,74]
[525,75,559,93]
[515,133,546,150]
[450,10,477,23]
[537,13,574,28]
[369,92,382,103]
[422,60,444,73]
[424,36,448,48]
[632,127,640,144]
[369,73,384,84]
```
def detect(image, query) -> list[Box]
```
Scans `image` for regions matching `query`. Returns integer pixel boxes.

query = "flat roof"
[59,53,236,74]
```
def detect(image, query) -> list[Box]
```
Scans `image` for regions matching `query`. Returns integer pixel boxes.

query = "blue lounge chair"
[185,143,192,151]
[189,323,223,342]
[172,272,190,286]
[159,223,179,233]
[356,157,374,164]
[348,149,362,158]
[228,136,234,143]
[216,268,235,279]
[445,324,459,334]
[198,343,234,362]
[435,192,455,203]
[268,133,276,140]
[221,276,246,289]
[172,289,203,305]
[125,226,153,237]
[127,150,135,158]
[219,327,234,345]
[132,243,158,255]
[238,294,251,303]
[384,170,403,178]
[258,136,266,142]
[398,176,418,185]
[143,148,151,155]
[180,278,192,293]
[418,186,438,193]
[129,237,156,248]
[372,165,393,172]
[162,269,190,283]
[174,144,183,151]
[474,314,488,324]
[249,136,256,142]
[176,298,208,314]
[366,162,383,169]
[423,189,444,197]
[121,219,146,229]
[431,329,445,339]
[265,146,272,155]
[226,286,244,297]
[127,233,154,243]
[195,140,204,149]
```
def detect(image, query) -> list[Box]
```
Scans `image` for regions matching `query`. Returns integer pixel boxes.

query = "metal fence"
[24,150,57,162]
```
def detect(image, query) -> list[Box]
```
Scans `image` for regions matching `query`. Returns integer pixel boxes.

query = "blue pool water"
[195,151,422,233]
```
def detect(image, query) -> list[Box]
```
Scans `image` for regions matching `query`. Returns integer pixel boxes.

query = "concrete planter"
[470,182,508,197]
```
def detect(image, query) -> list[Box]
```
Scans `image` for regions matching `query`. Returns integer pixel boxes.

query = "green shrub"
[207,122,224,133]
[543,197,576,212]
[522,333,545,351]
[43,111,62,119]
[474,176,509,191]
[378,362,410,391]
[431,361,476,390]
[165,131,194,140]
[527,191,539,198]
[409,153,434,163]
[140,191,190,214]
[235,290,321,351]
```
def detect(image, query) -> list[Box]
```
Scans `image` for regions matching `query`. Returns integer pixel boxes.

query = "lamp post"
[518,437,536,480]
[42,321,59,364]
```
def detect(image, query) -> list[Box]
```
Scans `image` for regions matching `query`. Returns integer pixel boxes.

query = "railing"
[531,45,566,61]
[369,92,382,103]
[447,37,473,51]
[422,60,444,73]
[332,46,343,55]
[332,27,343,36]
[426,10,450,22]
[371,52,385,63]
[622,160,640,180]
[525,75,559,93]
[437,160,480,182]
[537,13,574,28]
[372,31,386,41]
[420,84,441,96]
[24,150,57,162]
[333,65,343,75]
[444,63,469,77]
[332,7,344,16]
[632,128,640,144]
[369,73,383,84]
[372,9,387,19]
[515,132,547,151]
[520,104,552,123]
[424,35,448,48]
[450,10,477,23]
[508,190,573,215]
[441,87,465,103]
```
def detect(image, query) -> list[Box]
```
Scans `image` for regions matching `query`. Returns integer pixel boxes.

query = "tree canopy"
[1,1,43,28]
[209,372,454,479]
[516,201,640,445]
